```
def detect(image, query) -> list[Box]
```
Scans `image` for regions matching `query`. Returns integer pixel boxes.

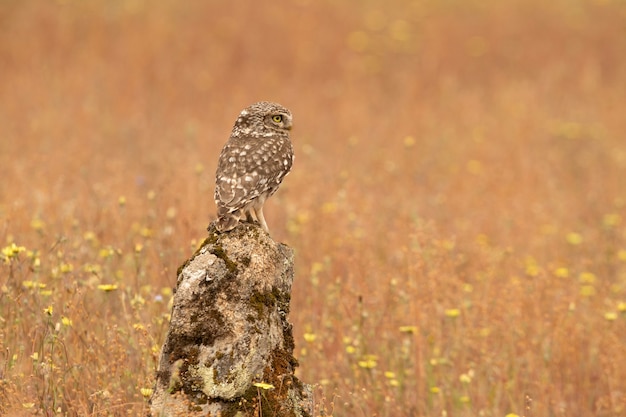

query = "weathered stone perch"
[150,223,312,417]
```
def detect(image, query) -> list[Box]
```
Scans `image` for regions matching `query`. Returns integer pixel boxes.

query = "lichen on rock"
[150,222,312,417]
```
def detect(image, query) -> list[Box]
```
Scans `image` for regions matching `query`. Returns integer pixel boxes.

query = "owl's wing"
[215,172,262,208]
[215,136,292,210]
[214,139,261,209]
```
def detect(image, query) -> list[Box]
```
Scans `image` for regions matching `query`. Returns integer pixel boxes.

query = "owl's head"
[234,101,293,137]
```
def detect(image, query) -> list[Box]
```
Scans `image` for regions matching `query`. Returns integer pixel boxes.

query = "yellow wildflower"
[603,213,621,228]
[23,280,46,289]
[321,202,337,214]
[466,159,484,175]
[83,263,102,274]
[566,232,583,245]
[99,247,115,259]
[399,325,418,334]
[578,272,596,283]
[580,285,595,297]
[30,218,45,231]
[2,243,26,262]
[253,382,275,390]
[358,356,377,369]
[444,308,461,318]
[459,373,472,384]
[554,267,569,278]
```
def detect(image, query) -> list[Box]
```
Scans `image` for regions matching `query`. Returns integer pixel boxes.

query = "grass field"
[1,0,626,415]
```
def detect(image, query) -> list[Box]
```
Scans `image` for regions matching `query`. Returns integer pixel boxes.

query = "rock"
[150,223,312,417]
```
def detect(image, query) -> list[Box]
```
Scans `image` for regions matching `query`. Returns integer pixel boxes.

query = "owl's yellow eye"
[272,115,283,123]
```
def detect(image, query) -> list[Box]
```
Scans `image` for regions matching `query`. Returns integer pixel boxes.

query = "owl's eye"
[272,115,283,123]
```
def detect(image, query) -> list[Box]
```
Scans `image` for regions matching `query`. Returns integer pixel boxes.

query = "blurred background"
[1,0,625,416]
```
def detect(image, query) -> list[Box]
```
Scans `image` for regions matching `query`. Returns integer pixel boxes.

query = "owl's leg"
[244,210,255,223]
[251,195,269,233]
[254,205,269,233]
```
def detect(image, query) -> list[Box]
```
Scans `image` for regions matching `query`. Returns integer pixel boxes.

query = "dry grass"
[1,0,626,416]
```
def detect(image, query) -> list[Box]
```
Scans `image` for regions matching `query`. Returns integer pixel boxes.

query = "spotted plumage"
[213,101,294,234]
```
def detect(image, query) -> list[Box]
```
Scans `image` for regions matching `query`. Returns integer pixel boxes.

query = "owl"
[213,101,294,234]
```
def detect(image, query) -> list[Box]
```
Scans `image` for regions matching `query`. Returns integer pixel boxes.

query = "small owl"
[213,101,294,234]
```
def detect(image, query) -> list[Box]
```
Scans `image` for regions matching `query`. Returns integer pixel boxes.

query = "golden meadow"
[1,0,625,415]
